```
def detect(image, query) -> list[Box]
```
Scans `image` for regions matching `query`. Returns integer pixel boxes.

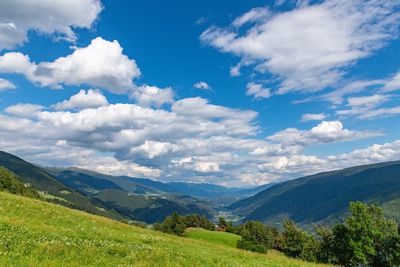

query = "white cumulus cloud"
[4,103,44,118]
[268,120,381,146]
[53,89,109,110]
[130,85,175,108]
[0,37,141,94]
[0,0,103,50]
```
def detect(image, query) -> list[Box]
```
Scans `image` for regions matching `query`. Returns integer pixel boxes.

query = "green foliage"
[237,240,268,253]
[225,221,236,233]
[0,192,327,267]
[0,167,39,198]
[241,221,274,248]
[314,226,335,264]
[234,202,400,267]
[0,151,121,220]
[235,221,278,253]
[153,212,186,236]
[231,161,400,225]
[91,189,216,224]
[300,237,319,263]
[154,212,215,236]
[218,216,228,228]
[184,228,241,248]
[182,214,215,231]
[282,219,314,259]
[330,202,399,267]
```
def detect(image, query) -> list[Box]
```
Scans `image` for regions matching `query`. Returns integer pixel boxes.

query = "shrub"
[237,240,268,253]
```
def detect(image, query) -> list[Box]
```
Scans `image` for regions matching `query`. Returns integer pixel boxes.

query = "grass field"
[0,192,331,266]
[184,228,241,248]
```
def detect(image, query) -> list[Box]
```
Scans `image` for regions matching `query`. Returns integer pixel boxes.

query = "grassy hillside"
[1,152,216,224]
[0,151,120,220]
[0,166,38,198]
[184,228,241,248]
[230,160,400,225]
[0,192,329,267]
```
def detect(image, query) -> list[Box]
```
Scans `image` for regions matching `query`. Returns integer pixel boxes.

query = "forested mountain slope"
[231,161,400,225]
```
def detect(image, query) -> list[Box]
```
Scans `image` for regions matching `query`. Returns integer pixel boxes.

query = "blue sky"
[0,0,399,186]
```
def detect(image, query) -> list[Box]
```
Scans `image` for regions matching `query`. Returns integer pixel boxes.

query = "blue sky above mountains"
[0,0,399,186]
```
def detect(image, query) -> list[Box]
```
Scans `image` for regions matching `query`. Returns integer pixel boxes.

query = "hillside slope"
[49,168,217,223]
[49,167,270,205]
[48,168,178,195]
[0,166,38,198]
[0,152,216,223]
[0,192,328,267]
[0,151,119,220]
[184,228,242,248]
[91,189,216,224]
[231,160,400,225]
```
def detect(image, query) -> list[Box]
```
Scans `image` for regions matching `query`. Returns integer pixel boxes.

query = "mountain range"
[230,160,400,226]
[0,151,266,223]
[1,150,399,227]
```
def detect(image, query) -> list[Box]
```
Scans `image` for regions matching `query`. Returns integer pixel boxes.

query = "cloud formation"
[201,1,399,94]
[0,37,141,93]
[301,113,326,122]
[268,120,381,147]
[193,81,212,91]
[53,89,109,110]
[246,82,271,99]
[0,0,103,50]
[0,78,15,91]
[0,0,398,187]
[0,92,388,186]
[130,85,175,108]
[4,103,43,118]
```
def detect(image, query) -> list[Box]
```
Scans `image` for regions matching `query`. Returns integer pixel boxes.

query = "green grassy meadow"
[184,228,242,248]
[0,192,331,266]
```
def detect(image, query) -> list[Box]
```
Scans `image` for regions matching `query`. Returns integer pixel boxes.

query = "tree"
[281,219,312,259]
[225,221,236,233]
[331,202,399,267]
[236,221,276,253]
[300,236,320,263]
[218,217,228,229]
[315,226,336,264]
[154,213,215,235]
[0,167,39,198]
[153,212,186,236]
